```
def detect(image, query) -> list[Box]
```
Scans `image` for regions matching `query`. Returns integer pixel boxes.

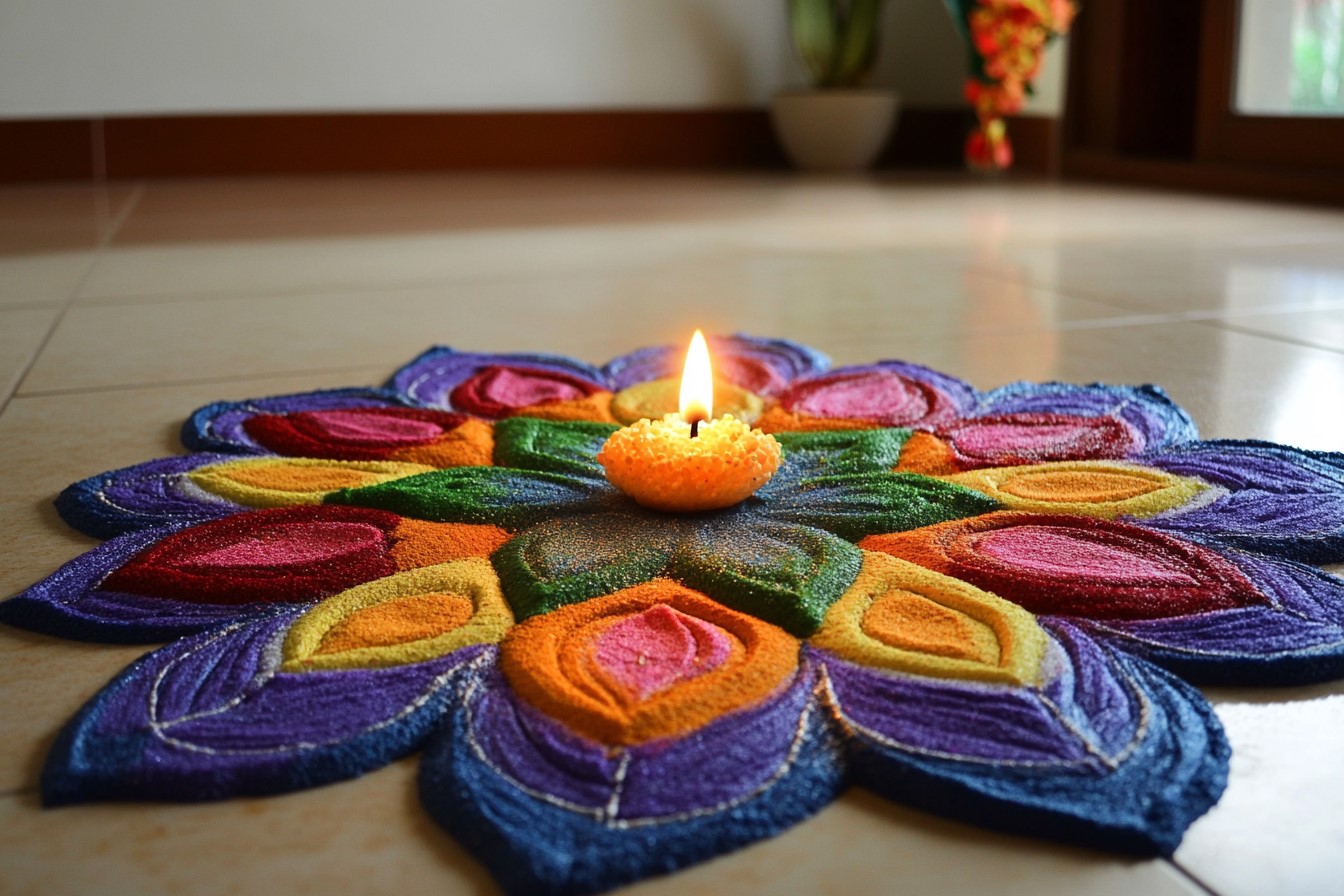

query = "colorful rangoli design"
[5,335,1344,896]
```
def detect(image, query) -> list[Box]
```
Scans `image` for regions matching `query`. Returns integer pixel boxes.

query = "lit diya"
[598,330,782,512]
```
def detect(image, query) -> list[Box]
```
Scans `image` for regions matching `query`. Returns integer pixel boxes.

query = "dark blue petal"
[418,660,846,896]
[828,621,1227,857]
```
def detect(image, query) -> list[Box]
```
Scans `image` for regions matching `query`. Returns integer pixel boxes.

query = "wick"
[689,418,701,439]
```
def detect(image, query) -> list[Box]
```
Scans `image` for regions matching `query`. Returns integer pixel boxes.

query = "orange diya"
[597,330,782,513]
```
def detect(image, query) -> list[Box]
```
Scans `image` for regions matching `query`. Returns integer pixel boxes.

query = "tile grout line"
[0,182,146,419]
[12,362,393,400]
[1166,858,1225,896]
[1192,316,1344,358]
[928,261,1344,332]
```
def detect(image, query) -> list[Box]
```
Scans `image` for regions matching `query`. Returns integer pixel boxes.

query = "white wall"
[0,0,1065,118]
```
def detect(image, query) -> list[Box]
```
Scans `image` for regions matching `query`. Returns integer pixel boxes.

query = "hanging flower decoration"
[5,334,1344,896]
[944,0,1077,171]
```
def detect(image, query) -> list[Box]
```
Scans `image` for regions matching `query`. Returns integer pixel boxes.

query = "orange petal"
[388,418,495,467]
[389,518,512,569]
[500,578,799,746]
[894,431,961,475]
[281,557,513,671]
[506,392,618,423]
[754,405,881,434]
[314,591,474,655]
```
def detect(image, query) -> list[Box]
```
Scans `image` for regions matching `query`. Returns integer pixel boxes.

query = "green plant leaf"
[789,0,839,87]
[833,0,886,87]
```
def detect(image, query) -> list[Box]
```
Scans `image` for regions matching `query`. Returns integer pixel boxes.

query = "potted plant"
[770,0,898,171]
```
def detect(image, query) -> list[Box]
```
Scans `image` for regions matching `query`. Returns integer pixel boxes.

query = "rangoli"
[4,334,1344,896]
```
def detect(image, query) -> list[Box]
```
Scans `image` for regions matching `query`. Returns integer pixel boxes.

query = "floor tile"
[0,307,59,406]
[0,182,141,306]
[985,234,1344,316]
[0,247,99,306]
[76,224,722,303]
[41,254,1135,394]
[1213,305,1344,355]
[2,174,1343,896]
[0,181,140,227]
[1175,684,1344,896]
[893,318,1344,451]
[0,760,1205,896]
[111,172,789,244]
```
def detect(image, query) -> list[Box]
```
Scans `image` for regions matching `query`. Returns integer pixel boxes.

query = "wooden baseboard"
[1062,148,1344,206]
[0,108,1057,182]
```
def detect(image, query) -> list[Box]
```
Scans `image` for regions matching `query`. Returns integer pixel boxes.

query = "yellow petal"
[189,458,434,508]
[610,378,764,425]
[941,460,1207,519]
[281,557,512,671]
[811,550,1047,685]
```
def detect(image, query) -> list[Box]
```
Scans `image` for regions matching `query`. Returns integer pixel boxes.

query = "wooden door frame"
[1061,0,1344,203]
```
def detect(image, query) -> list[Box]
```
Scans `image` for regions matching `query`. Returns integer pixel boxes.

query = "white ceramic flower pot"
[770,89,901,172]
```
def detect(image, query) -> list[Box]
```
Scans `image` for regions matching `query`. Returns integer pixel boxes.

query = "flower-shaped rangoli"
[5,335,1344,896]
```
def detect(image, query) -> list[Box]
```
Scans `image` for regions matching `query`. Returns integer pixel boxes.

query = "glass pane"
[1236,0,1344,115]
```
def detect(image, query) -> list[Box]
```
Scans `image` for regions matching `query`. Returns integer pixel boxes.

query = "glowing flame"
[679,330,713,424]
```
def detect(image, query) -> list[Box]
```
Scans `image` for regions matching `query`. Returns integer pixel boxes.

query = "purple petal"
[56,453,242,538]
[1143,440,1344,563]
[42,611,487,804]
[463,661,822,821]
[602,333,830,394]
[385,346,606,408]
[978,382,1198,450]
[182,388,415,453]
[815,638,1113,765]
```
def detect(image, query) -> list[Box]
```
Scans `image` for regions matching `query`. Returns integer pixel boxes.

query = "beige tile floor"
[1,172,1342,896]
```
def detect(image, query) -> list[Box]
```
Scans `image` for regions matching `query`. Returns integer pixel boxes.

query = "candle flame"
[679,330,713,424]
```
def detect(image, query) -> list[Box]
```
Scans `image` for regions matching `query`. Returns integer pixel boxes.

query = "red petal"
[102,506,403,605]
[861,512,1268,620]
[780,369,960,427]
[449,366,603,418]
[937,413,1143,468]
[243,407,469,460]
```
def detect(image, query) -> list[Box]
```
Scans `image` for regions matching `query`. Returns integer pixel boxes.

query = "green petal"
[492,417,617,479]
[765,472,1001,540]
[670,520,861,637]
[493,512,678,619]
[326,466,609,529]
[771,428,912,481]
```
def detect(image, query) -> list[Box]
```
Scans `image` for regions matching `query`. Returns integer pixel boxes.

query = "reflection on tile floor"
[0,173,1341,896]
